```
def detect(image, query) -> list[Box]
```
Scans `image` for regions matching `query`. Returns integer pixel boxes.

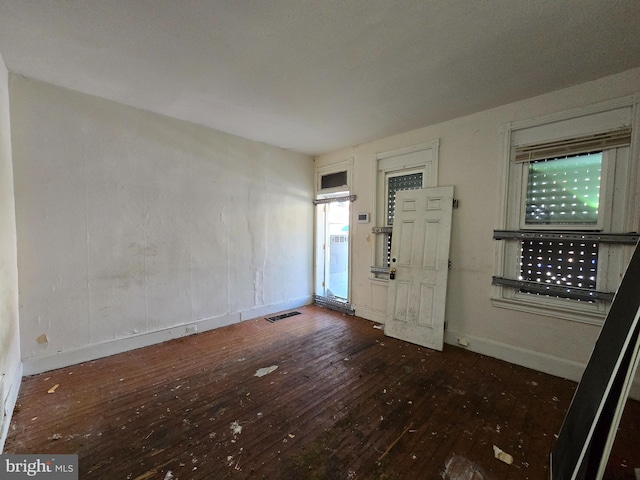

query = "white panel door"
[384,186,454,351]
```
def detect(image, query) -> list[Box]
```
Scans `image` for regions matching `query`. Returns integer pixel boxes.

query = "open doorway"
[315,195,351,305]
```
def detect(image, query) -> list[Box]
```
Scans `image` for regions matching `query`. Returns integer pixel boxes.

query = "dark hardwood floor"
[5,305,640,479]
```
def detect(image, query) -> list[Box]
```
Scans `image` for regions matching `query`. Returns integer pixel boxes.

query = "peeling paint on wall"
[10,77,314,369]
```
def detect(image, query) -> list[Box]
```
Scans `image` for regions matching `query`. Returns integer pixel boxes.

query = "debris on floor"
[377,423,413,462]
[163,471,174,480]
[47,384,59,394]
[230,420,243,439]
[492,445,513,465]
[442,455,488,479]
[254,365,278,377]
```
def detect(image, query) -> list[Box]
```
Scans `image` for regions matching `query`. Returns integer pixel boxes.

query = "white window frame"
[316,159,353,196]
[493,96,640,325]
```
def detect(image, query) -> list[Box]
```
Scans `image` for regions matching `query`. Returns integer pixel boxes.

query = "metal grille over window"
[525,152,602,226]
[387,173,423,225]
[519,239,599,296]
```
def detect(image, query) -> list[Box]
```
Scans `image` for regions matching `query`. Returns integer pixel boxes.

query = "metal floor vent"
[265,311,302,323]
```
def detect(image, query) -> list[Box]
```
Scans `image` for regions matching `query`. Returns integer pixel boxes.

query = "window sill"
[491,294,606,326]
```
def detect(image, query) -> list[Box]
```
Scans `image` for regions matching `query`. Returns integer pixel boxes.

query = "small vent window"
[321,171,348,190]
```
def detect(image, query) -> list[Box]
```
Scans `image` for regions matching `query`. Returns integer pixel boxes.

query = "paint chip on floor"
[493,445,513,465]
[230,421,243,436]
[254,365,278,377]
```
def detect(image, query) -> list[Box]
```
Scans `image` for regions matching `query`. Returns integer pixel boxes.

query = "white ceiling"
[1,1,639,156]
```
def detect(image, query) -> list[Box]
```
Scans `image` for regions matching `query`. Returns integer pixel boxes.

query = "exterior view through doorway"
[315,195,351,312]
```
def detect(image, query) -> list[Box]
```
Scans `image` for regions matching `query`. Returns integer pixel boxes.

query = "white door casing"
[384,186,454,351]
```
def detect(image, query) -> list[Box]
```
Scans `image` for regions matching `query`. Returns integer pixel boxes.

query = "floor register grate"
[265,311,302,323]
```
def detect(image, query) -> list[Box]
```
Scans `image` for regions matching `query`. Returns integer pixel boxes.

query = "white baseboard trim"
[444,329,640,401]
[1,361,23,453]
[23,296,313,376]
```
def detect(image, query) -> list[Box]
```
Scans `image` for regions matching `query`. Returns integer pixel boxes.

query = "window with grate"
[385,234,393,268]
[494,101,636,322]
[387,173,423,225]
[385,172,423,266]
[516,151,605,300]
[524,152,603,228]
[519,239,599,299]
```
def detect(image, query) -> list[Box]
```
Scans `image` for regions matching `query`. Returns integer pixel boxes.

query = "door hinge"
[448,259,452,269]
[453,198,459,209]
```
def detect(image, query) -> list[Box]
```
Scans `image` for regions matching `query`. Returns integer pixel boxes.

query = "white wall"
[10,77,314,374]
[0,53,21,451]
[315,67,640,392]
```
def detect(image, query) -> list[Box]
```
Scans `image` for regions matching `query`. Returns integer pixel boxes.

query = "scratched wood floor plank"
[5,305,640,479]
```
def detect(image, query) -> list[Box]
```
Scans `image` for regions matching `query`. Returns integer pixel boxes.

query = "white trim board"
[22,296,313,376]
[443,329,640,401]
[0,361,23,453]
